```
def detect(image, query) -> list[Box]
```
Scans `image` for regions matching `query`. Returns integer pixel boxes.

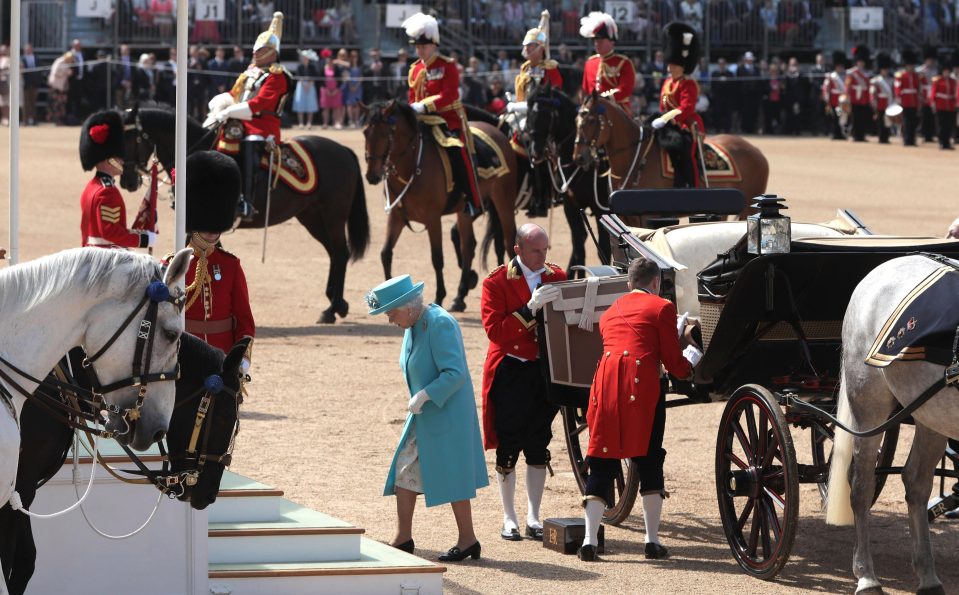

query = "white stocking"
[583,498,605,547]
[642,492,664,545]
[497,470,519,530]
[526,465,547,529]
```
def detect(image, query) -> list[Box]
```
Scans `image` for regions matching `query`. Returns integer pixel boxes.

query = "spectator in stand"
[680,0,704,34]
[86,49,111,113]
[759,0,777,33]
[137,53,158,103]
[644,50,668,115]
[229,45,247,75]
[463,57,488,107]
[486,76,508,114]
[320,48,344,129]
[525,0,545,29]
[364,48,389,104]
[654,0,678,25]
[737,51,761,133]
[762,60,782,134]
[389,48,410,99]
[505,0,526,38]
[631,56,648,116]
[709,0,737,44]
[46,51,75,125]
[808,52,828,135]
[21,43,43,125]
[899,0,922,40]
[188,46,209,120]
[256,0,275,28]
[0,45,10,126]
[156,48,177,106]
[344,49,364,128]
[710,58,735,133]
[114,44,136,109]
[782,57,807,135]
[293,49,319,130]
[67,39,86,124]
[488,0,506,39]
[338,1,357,44]
[152,0,175,39]
[207,46,231,96]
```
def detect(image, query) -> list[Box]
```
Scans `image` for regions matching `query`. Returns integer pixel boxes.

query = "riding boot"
[239,140,261,221]
[447,145,482,218]
[526,165,550,218]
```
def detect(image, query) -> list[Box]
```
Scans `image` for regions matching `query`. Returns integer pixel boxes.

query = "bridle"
[575,96,611,168]
[122,108,217,186]
[575,96,654,198]
[365,108,424,213]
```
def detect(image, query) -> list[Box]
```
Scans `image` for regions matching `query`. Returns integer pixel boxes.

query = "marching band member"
[870,53,894,145]
[929,55,956,150]
[212,11,292,221]
[481,223,567,542]
[845,45,872,142]
[507,10,563,218]
[576,258,696,562]
[918,45,938,144]
[822,51,847,141]
[653,21,704,188]
[402,12,483,217]
[579,12,635,116]
[78,110,156,249]
[894,48,921,147]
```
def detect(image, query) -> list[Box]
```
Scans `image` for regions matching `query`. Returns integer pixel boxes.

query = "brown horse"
[361,101,518,311]
[572,92,769,220]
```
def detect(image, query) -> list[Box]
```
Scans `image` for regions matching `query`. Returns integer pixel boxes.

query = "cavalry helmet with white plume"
[523,10,551,58]
[663,21,700,73]
[403,12,440,45]
[254,11,284,53]
[579,11,617,41]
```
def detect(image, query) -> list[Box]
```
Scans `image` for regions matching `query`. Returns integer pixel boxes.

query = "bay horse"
[118,106,370,324]
[0,335,247,595]
[361,101,518,311]
[826,254,959,594]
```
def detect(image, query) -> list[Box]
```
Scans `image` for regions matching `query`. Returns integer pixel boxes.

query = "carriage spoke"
[726,451,749,470]
[761,433,779,468]
[570,422,589,437]
[736,497,755,532]
[762,496,784,540]
[757,409,769,463]
[743,406,759,463]
[759,501,772,559]
[764,485,787,511]
[732,419,755,463]
[748,500,762,555]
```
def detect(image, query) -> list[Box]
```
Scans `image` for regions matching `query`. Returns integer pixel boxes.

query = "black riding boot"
[239,140,261,221]
[446,145,482,217]
[526,164,551,218]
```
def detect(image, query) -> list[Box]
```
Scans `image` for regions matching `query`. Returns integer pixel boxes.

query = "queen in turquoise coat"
[368,275,488,562]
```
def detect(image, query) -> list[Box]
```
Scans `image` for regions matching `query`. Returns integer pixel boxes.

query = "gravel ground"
[2,127,958,594]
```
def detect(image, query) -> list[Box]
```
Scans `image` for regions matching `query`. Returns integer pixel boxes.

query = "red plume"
[89,124,110,144]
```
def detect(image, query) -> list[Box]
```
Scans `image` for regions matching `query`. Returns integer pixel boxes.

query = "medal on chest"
[426,67,445,82]
[213,264,222,281]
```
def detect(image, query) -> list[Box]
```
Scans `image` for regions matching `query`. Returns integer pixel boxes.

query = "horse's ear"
[223,337,251,377]
[164,247,194,288]
[358,101,369,116]
[385,99,396,113]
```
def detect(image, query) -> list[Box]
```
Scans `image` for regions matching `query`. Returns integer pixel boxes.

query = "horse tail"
[347,151,370,262]
[480,203,502,270]
[825,360,856,527]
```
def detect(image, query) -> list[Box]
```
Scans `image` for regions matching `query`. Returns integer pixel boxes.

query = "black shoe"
[237,199,257,222]
[644,542,669,559]
[392,539,415,554]
[941,145,955,151]
[577,544,598,561]
[944,508,959,519]
[525,525,544,541]
[464,201,482,218]
[500,526,522,541]
[438,541,481,562]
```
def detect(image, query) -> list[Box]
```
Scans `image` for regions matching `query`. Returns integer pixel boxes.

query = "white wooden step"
[208,471,286,524]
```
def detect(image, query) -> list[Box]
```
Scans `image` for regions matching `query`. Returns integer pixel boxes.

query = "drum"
[696,94,710,113]
[885,103,903,128]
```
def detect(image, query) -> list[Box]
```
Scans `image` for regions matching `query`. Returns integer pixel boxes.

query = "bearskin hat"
[185,151,241,233]
[79,110,125,171]
[901,48,918,66]
[403,13,439,45]
[876,52,893,71]
[663,21,700,73]
[580,12,617,41]
[832,50,847,68]
[852,45,870,65]
[923,44,938,61]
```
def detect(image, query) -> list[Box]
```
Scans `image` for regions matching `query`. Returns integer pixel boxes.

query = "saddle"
[418,118,510,192]
[256,139,318,195]
[658,132,742,183]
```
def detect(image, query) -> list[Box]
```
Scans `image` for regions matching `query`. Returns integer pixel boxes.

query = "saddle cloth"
[865,262,959,367]
[421,118,510,193]
[661,141,741,182]
[257,139,318,195]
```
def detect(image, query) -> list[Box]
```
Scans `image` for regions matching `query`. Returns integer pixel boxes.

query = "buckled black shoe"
[438,541,481,562]
[391,539,415,554]
[525,525,544,541]
[501,526,522,541]
[577,544,598,561]
[644,542,669,559]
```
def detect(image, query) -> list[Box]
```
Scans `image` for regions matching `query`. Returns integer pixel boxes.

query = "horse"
[0,334,247,595]
[825,254,959,594]
[572,92,769,221]
[118,106,370,324]
[361,100,518,311]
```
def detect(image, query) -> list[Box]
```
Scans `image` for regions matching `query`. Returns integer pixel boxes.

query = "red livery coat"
[514,59,563,102]
[894,70,921,109]
[80,173,151,248]
[480,259,566,449]
[822,72,845,107]
[582,52,635,114]
[930,75,957,112]
[660,75,705,133]
[182,247,256,355]
[845,68,871,106]
[586,291,690,459]
[217,63,291,153]
[408,54,465,132]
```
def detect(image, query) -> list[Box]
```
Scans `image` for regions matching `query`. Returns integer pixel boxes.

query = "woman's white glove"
[683,345,703,367]
[677,312,689,339]
[946,217,959,239]
[527,284,561,315]
[506,101,528,114]
[408,390,430,414]
[652,117,667,129]
[410,102,426,114]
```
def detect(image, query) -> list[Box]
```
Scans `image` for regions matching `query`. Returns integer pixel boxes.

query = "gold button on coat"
[602,447,608,453]
[629,395,635,402]
[623,350,629,356]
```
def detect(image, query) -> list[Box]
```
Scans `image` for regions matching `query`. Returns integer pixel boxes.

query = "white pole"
[8,0,20,264]
[175,0,188,254]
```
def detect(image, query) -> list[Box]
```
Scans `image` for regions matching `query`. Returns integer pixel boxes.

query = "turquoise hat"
[366,275,425,315]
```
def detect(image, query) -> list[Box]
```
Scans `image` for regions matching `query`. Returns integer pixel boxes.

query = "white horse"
[0,248,191,518]
[825,254,959,594]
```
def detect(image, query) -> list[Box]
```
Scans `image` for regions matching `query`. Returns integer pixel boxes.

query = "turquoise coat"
[383,305,489,507]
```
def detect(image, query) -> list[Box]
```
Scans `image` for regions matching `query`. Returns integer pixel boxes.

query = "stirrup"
[237,200,256,221]
[464,201,482,218]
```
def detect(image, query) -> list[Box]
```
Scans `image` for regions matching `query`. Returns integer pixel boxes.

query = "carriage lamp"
[747,195,791,255]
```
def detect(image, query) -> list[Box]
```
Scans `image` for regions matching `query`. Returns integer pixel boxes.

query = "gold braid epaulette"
[183,252,209,311]
[408,60,428,101]
[487,264,506,279]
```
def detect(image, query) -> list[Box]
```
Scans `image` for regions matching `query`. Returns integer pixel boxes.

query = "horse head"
[362,99,403,185]
[120,103,153,192]
[167,335,249,509]
[526,84,569,163]
[573,91,611,169]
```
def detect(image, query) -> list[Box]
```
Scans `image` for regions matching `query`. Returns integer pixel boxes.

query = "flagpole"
[175,0,188,256]
[8,0,21,263]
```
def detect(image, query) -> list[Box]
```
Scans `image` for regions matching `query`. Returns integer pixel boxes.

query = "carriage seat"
[791,236,959,253]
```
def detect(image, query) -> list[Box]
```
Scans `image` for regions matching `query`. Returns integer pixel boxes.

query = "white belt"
[86,236,121,247]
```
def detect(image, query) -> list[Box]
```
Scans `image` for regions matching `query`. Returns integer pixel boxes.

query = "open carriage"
[538,189,959,579]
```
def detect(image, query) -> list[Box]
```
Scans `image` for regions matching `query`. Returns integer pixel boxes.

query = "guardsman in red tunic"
[845,45,872,142]
[505,10,563,217]
[79,110,156,249]
[918,45,939,143]
[894,48,921,146]
[402,12,482,217]
[822,50,847,140]
[929,56,956,150]
[654,21,704,189]
[175,151,255,367]
[870,53,894,144]
[481,223,567,542]
[576,258,695,562]
[209,11,292,221]
[579,12,635,116]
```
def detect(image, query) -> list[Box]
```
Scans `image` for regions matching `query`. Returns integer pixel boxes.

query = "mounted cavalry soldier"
[209,11,292,221]
[870,52,894,144]
[506,10,563,217]
[822,50,848,140]
[579,12,635,116]
[894,48,921,147]
[79,110,156,249]
[402,12,483,217]
[653,21,704,189]
[845,45,872,142]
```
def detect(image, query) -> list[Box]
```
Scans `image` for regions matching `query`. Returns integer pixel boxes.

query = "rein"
[368,114,425,214]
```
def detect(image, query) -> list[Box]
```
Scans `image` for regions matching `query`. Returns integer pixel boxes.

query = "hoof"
[334,300,349,319]
[856,586,884,595]
[467,270,479,290]
[449,298,467,312]
[318,309,336,324]
[917,586,945,595]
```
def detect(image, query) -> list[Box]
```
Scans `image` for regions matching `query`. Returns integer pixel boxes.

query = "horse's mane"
[0,248,160,313]
[134,107,209,141]
[529,83,575,110]
[463,104,501,127]
[179,332,223,379]
[370,101,419,132]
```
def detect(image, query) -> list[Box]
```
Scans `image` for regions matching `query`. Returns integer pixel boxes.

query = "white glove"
[143,230,157,248]
[947,217,959,239]
[407,389,430,414]
[506,101,528,114]
[216,101,253,123]
[241,358,251,374]
[652,117,667,129]
[683,345,703,367]
[410,102,426,114]
[677,312,689,339]
[527,284,561,315]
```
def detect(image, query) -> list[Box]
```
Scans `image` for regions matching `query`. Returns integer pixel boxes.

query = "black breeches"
[491,356,559,471]
[240,140,263,202]
[851,104,871,141]
[937,110,955,148]
[903,107,919,145]
[829,109,845,139]
[921,105,936,141]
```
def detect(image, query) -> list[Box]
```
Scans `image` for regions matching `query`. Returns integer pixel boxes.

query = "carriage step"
[209,471,287,523]
[207,537,445,594]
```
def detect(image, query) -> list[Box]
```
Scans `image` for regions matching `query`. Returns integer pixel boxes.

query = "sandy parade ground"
[1,127,958,594]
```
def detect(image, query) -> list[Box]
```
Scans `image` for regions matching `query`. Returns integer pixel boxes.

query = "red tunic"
[870,75,892,113]
[216,63,290,154]
[894,70,921,109]
[514,60,563,102]
[582,52,635,114]
[408,54,465,132]
[480,258,566,449]
[181,246,256,355]
[660,75,705,133]
[845,68,871,106]
[80,173,152,248]
[930,75,957,112]
[586,291,690,459]
[822,72,845,108]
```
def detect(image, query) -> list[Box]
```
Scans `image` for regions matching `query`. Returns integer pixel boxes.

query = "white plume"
[402,12,439,44]
[579,11,617,40]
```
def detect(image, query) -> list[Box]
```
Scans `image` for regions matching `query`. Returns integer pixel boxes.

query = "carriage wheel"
[562,405,639,526]
[715,384,799,581]
[811,424,900,507]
